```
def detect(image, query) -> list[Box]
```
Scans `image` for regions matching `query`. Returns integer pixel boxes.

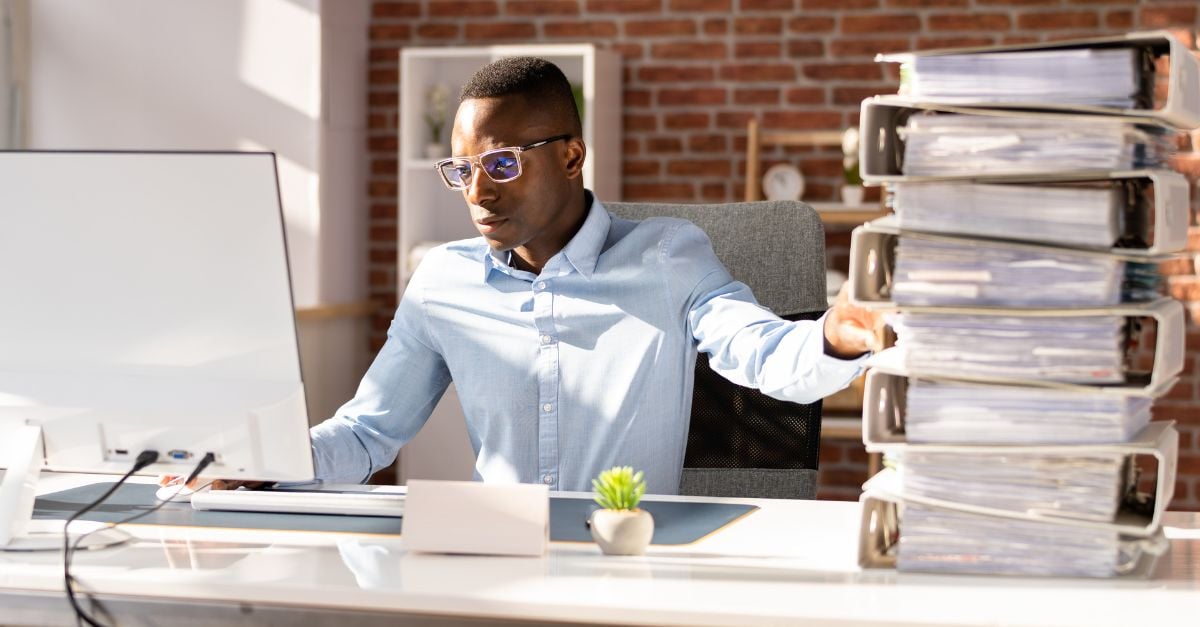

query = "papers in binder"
[899,114,1168,177]
[897,47,1141,108]
[864,371,1153,445]
[892,312,1125,384]
[891,171,1189,254]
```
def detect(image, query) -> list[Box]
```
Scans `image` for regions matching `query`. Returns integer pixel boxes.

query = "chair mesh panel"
[684,312,824,471]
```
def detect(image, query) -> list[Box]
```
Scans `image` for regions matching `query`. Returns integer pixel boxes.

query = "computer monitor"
[0,151,315,549]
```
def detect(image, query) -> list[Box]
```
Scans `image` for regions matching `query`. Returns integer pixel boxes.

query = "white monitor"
[0,151,315,548]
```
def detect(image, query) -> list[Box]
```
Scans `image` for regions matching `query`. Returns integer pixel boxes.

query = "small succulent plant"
[592,466,646,511]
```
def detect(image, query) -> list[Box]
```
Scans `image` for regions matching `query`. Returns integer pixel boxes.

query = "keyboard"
[190,489,406,517]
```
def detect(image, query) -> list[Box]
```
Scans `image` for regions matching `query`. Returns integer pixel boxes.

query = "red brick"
[700,183,728,201]
[646,136,683,153]
[368,179,397,197]
[651,41,727,59]
[1172,153,1200,178]
[719,64,797,81]
[368,46,401,64]
[887,0,967,6]
[734,88,780,104]
[586,0,660,11]
[736,42,783,58]
[1141,6,1197,28]
[1105,10,1134,29]
[664,112,710,129]
[716,111,756,128]
[843,14,922,34]
[930,13,1012,30]
[368,134,398,150]
[1161,256,1197,277]
[762,111,844,129]
[735,17,783,34]
[416,23,459,39]
[667,159,732,176]
[787,40,825,57]
[369,225,396,242]
[788,16,836,33]
[373,2,421,18]
[638,65,716,82]
[820,442,844,464]
[978,0,1054,4]
[429,0,497,16]
[368,113,388,130]
[507,0,580,15]
[545,21,618,37]
[624,19,696,37]
[623,160,661,177]
[623,182,696,201]
[803,63,883,81]
[1016,11,1100,30]
[669,0,731,10]
[369,24,413,40]
[624,89,651,108]
[371,158,398,175]
[465,22,537,40]
[805,0,878,7]
[916,36,997,50]
[624,114,657,131]
[830,38,911,57]
[369,68,398,85]
[742,0,794,8]
[610,43,645,59]
[704,18,728,35]
[834,86,886,105]
[658,87,727,105]
[369,248,396,263]
[1069,0,1135,4]
[786,87,825,104]
[688,134,728,152]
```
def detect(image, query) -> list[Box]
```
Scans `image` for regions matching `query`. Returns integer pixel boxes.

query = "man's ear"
[563,138,586,180]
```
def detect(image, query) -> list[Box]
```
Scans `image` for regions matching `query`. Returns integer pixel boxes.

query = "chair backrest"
[606,200,828,499]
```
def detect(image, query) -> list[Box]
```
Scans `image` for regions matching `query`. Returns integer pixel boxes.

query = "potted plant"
[423,83,450,159]
[589,466,653,556]
[841,127,865,207]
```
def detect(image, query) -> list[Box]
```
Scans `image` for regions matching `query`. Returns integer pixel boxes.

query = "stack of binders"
[849,31,1199,578]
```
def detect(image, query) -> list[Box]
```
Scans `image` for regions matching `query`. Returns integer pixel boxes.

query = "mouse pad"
[34,483,758,545]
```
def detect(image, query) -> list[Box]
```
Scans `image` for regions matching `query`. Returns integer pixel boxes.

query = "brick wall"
[366,0,1200,508]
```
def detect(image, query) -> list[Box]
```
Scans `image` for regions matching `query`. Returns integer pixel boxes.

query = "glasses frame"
[434,134,572,191]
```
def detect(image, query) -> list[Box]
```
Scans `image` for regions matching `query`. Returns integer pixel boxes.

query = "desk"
[2,473,1199,626]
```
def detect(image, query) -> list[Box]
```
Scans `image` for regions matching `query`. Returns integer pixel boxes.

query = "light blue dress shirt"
[310,196,866,494]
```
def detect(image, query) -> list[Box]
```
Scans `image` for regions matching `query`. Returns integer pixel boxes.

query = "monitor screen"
[0,151,314,481]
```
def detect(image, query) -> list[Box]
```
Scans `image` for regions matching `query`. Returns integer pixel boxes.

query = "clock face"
[762,164,804,201]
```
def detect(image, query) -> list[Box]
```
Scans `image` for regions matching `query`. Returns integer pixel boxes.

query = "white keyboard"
[190,489,405,517]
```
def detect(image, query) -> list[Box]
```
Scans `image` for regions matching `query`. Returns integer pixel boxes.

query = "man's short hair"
[460,56,582,137]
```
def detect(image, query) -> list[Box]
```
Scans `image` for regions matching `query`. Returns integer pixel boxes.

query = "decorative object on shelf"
[589,466,653,556]
[841,127,865,207]
[761,163,805,201]
[424,83,450,159]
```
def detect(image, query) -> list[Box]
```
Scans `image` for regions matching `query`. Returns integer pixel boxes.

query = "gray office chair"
[606,200,828,499]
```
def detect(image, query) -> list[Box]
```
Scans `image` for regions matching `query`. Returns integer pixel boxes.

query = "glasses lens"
[440,159,472,188]
[481,150,521,182]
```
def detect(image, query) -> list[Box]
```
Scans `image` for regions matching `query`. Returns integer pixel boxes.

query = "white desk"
[2,473,1199,626]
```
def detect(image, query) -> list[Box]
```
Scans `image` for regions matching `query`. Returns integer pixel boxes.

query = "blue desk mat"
[34,483,758,545]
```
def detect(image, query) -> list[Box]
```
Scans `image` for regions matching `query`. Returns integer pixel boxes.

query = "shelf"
[806,202,889,226]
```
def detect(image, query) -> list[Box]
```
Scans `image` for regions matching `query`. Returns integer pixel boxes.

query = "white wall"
[24,0,372,425]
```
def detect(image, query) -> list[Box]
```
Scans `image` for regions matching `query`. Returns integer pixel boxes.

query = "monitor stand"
[0,425,131,552]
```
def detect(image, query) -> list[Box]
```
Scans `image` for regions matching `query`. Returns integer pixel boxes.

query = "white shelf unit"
[397,44,622,283]
[394,44,621,484]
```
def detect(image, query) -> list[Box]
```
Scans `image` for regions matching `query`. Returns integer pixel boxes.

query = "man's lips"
[476,216,507,234]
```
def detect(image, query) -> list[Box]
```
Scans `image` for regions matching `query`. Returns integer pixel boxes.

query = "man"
[306,57,879,495]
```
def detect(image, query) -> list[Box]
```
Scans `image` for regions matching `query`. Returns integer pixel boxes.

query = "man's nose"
[464,164,498,206]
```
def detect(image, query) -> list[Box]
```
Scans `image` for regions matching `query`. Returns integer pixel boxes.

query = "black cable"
[63,452,218,627]
[63,450,158,627]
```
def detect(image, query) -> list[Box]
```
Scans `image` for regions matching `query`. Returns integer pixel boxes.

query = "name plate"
[402,480,549,556]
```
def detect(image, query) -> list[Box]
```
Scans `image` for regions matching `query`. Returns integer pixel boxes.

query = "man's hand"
[823,282,884,359]
[158,475,269,492]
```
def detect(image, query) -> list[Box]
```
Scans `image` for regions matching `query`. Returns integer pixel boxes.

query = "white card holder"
[402,480,549,557]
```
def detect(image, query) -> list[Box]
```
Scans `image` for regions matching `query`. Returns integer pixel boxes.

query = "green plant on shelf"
[592,466,646,511]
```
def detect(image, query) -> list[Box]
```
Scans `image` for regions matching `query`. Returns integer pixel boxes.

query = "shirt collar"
[481,191,610,282]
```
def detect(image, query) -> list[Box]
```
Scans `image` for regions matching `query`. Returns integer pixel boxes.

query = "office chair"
[606,200,829,499]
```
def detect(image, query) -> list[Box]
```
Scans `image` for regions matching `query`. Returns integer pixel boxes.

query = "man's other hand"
[823,282,883,359]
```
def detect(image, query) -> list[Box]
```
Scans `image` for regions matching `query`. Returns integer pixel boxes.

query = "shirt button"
[540,334,552,345]
[543,403,553,412]
[536,281,546,290]
[542,474,553,485]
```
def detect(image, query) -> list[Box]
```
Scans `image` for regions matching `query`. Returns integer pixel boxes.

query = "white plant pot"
[425,143,446,159]
[841,184,865,207]
[589,508,654,556]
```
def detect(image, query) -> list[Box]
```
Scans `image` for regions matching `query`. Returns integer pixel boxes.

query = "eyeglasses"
[434,134,572,190]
